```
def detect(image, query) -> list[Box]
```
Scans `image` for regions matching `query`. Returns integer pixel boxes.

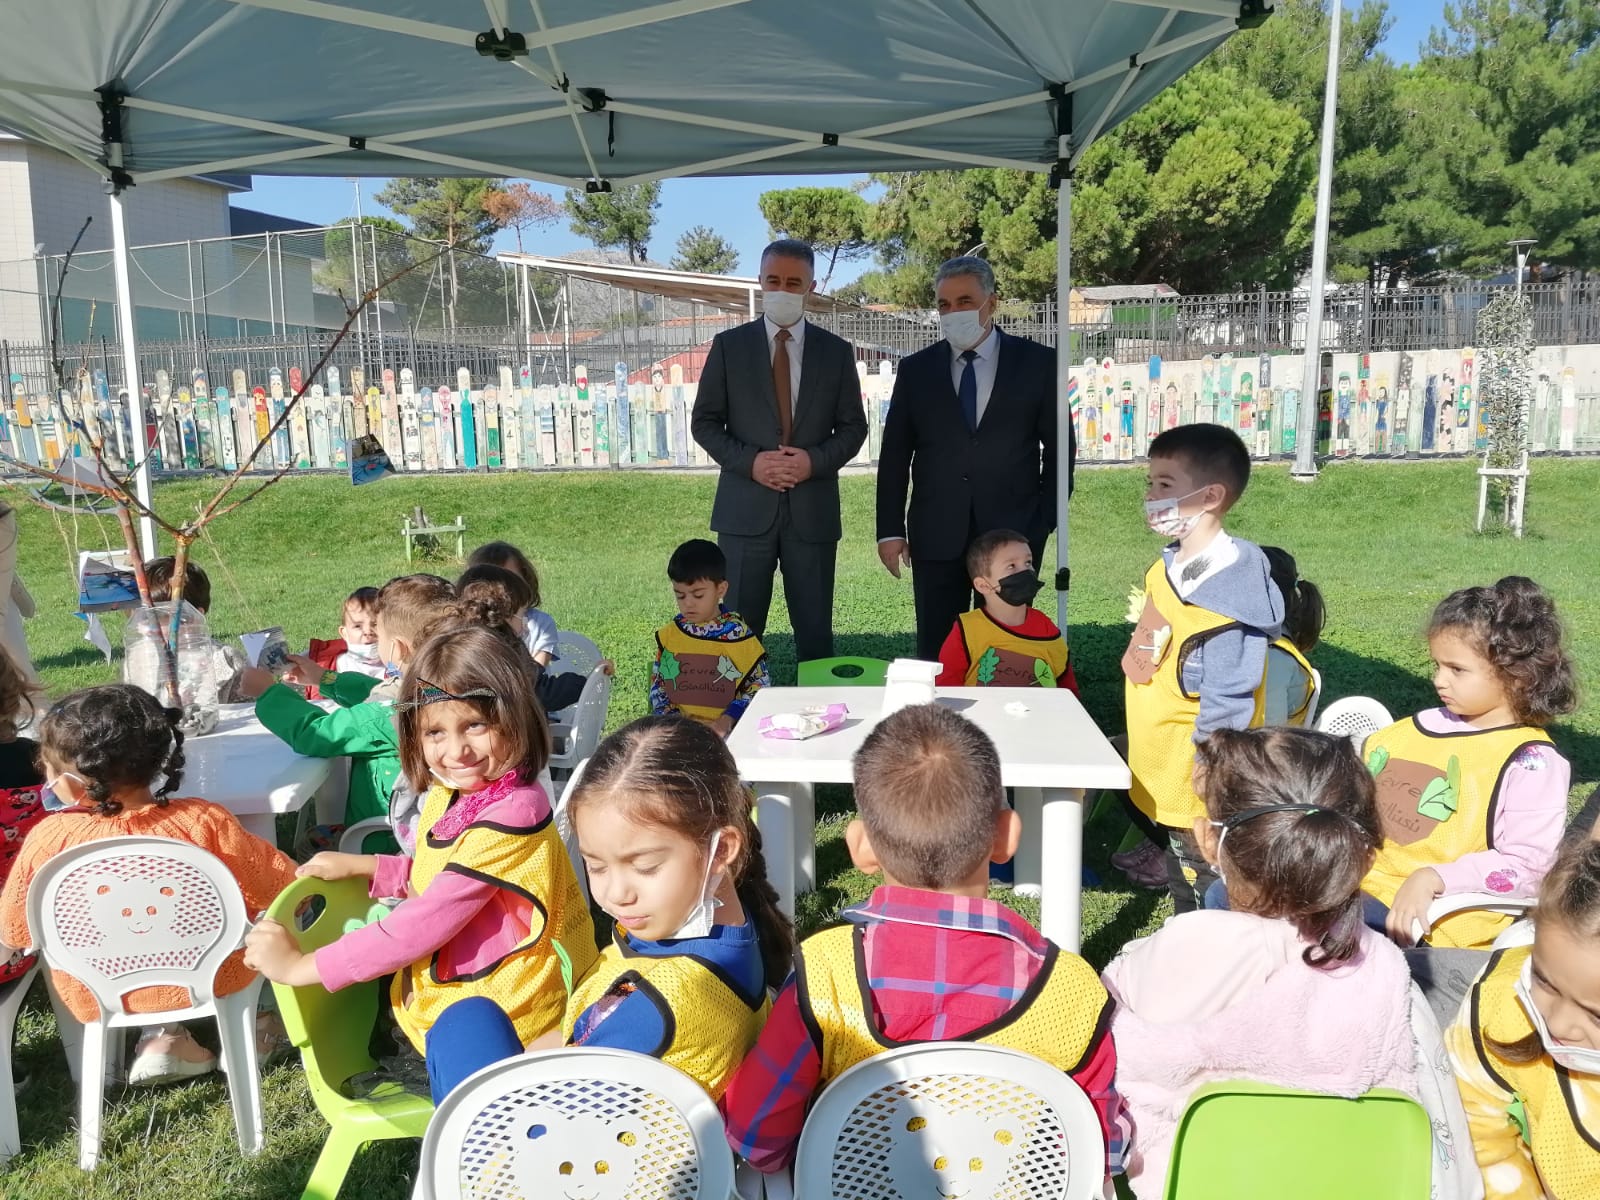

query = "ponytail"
[1263,546,1324,654]
[155,713,186,802]
[732,818,796,992]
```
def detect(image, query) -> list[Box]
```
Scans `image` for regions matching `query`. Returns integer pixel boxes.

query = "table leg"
[237,812,279,845]
[791,782,816,893]
[1039,787,1085,953]
[1012,787,1043,897]
[754,782,797,920]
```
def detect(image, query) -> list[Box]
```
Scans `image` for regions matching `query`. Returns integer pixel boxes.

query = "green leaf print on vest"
[1366,746,1390,776]
[659,648,681,685]
[1417,756,1461,823]
[976,646,1000,684]
[716,654,742,682]
[1033,657,1053,687]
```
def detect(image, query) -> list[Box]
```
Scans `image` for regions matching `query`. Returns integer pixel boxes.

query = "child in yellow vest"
[1123,424,1303,912]
[651,539,770,737]
[1365,577,1576,950]
[934,528,1075,692]
[723,703,1127,1186]
[423,715,793,1103]
[245,624,596,1060]
[1446,840,1600,1199]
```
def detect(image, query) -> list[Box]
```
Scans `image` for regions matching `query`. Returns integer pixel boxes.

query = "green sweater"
[255,672,397,826]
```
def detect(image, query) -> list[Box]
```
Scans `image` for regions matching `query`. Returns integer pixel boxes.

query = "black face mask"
[995,569,1044,607]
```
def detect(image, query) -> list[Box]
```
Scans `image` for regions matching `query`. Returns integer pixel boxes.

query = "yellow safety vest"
[1468,946,1600,1198]
[655,620,766,724]
[1363,717,1553,949]
[391,782,597,1053]
[956,609,1069,687]
[795,924,1111,1084]
[563,927,769,1101]
[1123,560,1314,829]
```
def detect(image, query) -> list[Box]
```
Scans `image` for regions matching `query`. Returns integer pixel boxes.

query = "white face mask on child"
[1515,958,1600,1076]
[345,640,379,662]
[1144,488,1208,539]
[667,831,724,941]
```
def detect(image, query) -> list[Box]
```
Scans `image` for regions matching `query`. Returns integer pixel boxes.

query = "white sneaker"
[128,1024,217,1086]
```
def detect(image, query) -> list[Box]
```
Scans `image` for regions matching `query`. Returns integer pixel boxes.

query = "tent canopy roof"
[0,0,1263,190]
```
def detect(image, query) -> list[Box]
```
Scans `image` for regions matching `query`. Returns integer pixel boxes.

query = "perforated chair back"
[552,631,602,680]
[792,1043,1105,1200]
[418,1047,734,1200]
[1315,696,1394,749]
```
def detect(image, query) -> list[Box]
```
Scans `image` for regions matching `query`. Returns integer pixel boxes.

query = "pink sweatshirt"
[1414,707,1569,899]
[314,780,551,991]
[1103,910,1419,1199]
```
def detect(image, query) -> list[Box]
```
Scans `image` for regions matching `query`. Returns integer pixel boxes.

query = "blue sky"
[237,1,1449,287]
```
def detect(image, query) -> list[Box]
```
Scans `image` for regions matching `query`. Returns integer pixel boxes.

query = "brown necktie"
[773,328,793,446]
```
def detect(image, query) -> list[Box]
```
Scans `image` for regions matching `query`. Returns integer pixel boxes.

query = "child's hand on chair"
[296,851,377,882]
[244,919,320,986]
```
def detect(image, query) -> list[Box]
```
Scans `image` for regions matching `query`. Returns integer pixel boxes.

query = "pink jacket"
[1104,910,1419,1198]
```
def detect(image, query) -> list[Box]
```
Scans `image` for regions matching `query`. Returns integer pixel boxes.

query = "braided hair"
[38,685,185,814]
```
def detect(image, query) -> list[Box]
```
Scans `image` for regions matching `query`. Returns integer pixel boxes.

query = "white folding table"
[725,687,1130,952]
[179,703,345,843]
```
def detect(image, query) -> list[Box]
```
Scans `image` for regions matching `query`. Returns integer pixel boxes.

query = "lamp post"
[1507,238,1537,298]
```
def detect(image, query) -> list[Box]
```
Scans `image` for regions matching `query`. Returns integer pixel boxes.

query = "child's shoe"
[128,1024,217,1085]
[1112,840,1168,889]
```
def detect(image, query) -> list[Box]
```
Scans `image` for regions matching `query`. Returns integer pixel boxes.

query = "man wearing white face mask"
[692,239,867,664]
[875,257,1074,660]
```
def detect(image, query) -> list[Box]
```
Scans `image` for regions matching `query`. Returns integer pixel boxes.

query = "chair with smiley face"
[417,1046,734,1200]
[25,835,267,1169]
[779,1043,1106,1200]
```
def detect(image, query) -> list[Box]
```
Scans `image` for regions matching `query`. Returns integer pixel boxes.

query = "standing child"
[723,704,1126,1186]
[1123,424,1308,911]
[1365,577,1575,949]
[245,625,597,1057]
[0,685,297,1085]
[652,539,769,736]
[1106,726,1474,1199]
[935,528,1076,692]
[0,647,42,987]
[1447,840,1600,1199]
[424,716,791,1103]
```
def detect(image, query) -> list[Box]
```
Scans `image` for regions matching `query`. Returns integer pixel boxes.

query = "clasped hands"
[752,446,812,491]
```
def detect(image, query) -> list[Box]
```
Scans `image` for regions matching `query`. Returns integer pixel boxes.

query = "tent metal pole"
[1294,0,1341,480]
[110,191,156,558]
[1054,165,1073,634]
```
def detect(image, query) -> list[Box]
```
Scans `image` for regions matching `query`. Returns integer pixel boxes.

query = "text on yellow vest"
[957,609,1068,687]
[655,620,766,723]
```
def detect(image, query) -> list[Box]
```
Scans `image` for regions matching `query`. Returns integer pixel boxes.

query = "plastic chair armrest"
[1427,891,1533,927]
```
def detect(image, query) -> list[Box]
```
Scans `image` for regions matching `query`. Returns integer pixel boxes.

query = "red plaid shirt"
[722,886,1126,1175]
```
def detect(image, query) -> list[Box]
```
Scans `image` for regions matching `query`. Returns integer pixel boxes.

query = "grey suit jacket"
[691,318,867,541]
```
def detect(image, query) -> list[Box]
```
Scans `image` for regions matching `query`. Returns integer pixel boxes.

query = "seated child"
[651,539,769,737]
[935,528,1075,691]
[136,558,263,703]
[1106,726,1473,1199]
[424,715,792,1104]
[307,587,385,683]
[466,541,558,668]
[1123,424,1300,912]
[1446,840,1600,1199]
[723,703,1125,1183]
[245,624,598,1058]
[455,564,597,714]
[0,647,42,986]
[0,685,297,1085]
[1364,577,1575,950]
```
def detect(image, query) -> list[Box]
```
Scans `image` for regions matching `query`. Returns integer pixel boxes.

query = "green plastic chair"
[796,657,891,687]
[265,876,433,1200]
[1162,1082,1433,1200]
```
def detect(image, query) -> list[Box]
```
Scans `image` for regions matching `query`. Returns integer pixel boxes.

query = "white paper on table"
[239,627,289,670]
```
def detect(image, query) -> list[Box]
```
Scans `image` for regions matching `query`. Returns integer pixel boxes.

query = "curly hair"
[454,564,533,635]
[38,685,185,815]
[1428,576,1578,726]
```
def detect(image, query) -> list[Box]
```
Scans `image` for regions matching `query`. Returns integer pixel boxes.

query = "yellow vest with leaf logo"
[562,927,769,1100]
[1363,717,1552,949]
[391,781,597,1053]
[655,620,766,724]
[957,609,1068,687]
[795,924,1110,1084]
[1466,946,1600,1197]
[1123,560,1314,829]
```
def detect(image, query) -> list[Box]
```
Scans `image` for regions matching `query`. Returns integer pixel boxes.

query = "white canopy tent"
[0,0,1269,625]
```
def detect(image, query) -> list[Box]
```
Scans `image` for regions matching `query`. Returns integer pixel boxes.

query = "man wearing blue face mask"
[691,239,868,665]
[875,257,1074,661]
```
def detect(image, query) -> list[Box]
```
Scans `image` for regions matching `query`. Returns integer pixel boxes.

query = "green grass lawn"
[3,458,1598,1198]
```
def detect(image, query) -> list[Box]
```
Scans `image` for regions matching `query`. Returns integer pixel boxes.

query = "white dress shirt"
[764,314,806,416]
[950,323,1000,425]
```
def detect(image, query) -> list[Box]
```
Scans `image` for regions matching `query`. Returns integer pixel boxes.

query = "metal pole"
[1294,0,1341,480]
[562,277,572,382]
[522,263,533,380]
[110,192,156,557]
[370,225,384,367]
[264,231,276,338]
[1054,154,1073,633]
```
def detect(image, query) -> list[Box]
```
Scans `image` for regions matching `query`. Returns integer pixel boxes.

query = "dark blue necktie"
[958,349,978,430]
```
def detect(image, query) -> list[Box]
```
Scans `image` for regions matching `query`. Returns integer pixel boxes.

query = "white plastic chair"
[1316,696,1394,749]
[552,630,603,682]
[1423,892,1536,950]
[1263,651,1322,729]
[549,668,612,802]
[26,836,266,1169]
[417,1046,734,1200]
[782,1043,1106,1200]
[553,756,593,905]
[0,962,40,1160]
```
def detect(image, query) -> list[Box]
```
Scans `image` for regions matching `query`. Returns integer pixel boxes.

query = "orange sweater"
[0,798,297,1022]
